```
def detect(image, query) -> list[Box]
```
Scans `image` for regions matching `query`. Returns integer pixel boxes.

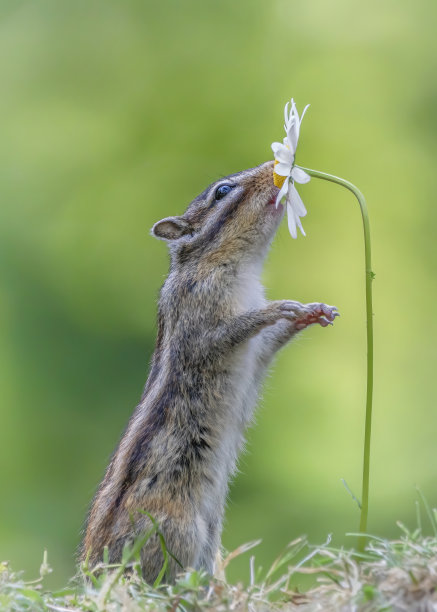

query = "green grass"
[2,522,437,611]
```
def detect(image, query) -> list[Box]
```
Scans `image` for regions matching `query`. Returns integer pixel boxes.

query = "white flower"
[271,99,311,238]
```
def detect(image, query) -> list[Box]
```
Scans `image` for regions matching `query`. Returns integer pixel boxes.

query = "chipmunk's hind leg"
[195,523,221,577]
[140,515,206,584]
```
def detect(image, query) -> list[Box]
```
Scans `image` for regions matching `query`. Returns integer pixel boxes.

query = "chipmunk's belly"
[204,327,266,490]
[229,337,264,428]
[220,281,267,464]
[196,334,266,558]
[198,279,267,554]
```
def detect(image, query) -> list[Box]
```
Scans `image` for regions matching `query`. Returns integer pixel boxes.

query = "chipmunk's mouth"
[266,188,284,212]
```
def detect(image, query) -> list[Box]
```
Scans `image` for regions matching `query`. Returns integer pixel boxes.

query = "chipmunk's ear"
[151,216,192,241]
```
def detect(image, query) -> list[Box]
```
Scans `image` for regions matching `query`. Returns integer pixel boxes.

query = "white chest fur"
[215,265,268,479]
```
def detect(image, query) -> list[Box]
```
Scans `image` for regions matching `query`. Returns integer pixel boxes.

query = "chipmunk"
[81,160,338,583]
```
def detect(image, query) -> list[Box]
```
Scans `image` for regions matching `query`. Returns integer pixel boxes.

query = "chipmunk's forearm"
[250,302,339,366]
[208,301,304,353]
[256,320,299,363]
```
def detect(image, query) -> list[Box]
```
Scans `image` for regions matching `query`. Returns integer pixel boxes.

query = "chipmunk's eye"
[215,184,233,201]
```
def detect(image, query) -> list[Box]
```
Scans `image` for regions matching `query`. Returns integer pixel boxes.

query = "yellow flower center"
[273,161,286,188]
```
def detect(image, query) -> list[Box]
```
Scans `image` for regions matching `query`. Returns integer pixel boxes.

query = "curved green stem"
[298,166,374,553]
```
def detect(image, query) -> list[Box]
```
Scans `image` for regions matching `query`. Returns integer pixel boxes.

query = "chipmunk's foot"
[294,303,339,330]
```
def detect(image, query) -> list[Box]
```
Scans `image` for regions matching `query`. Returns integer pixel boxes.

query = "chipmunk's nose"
[254,160,276,189]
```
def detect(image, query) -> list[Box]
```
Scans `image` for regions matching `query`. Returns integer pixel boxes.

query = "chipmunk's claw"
[317,317,332,328]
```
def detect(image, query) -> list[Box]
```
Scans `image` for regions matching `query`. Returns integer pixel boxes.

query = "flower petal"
[291,166,311,184]
[295,214,306,237]
[273,145,293,165]
[275,177,290,207]
[300,104,310,122]
[289,183,307,218]
[271,141,284,155]
[286,202,298,239]
[283,100,290,127]
[274,161,292,176]
[287,100,309,153]
[286,120,298,153]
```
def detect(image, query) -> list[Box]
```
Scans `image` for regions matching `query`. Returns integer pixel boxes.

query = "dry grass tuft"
[2,523,437,611]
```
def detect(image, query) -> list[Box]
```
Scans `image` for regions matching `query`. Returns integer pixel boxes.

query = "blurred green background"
[0,0,436,588]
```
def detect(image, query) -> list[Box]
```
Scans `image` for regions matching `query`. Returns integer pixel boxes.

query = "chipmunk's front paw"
[277,300,308,314]
[272,300,309,321]
[295,303,340,330]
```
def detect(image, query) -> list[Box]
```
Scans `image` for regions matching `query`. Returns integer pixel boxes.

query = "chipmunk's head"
[151,161,283,270]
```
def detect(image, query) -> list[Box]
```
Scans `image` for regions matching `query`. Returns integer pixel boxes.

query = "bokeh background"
[1,0,436,588]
